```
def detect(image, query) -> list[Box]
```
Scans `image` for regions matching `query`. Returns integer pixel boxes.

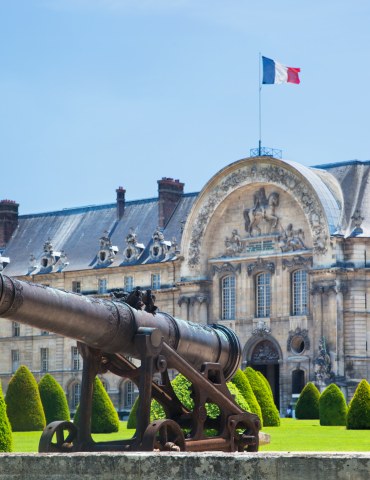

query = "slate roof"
[3,193,198,277]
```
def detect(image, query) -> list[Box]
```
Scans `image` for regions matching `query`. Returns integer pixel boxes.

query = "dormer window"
[123,229,144,263]
[97,231,118,267]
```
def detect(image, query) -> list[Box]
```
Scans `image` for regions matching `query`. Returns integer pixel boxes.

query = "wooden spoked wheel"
[141,419,186,452]
[39,421,78,453]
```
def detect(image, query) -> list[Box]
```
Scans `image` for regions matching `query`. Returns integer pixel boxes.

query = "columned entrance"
[249,339,280,409]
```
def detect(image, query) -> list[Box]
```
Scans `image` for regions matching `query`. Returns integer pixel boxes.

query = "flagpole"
[259,52,262,156]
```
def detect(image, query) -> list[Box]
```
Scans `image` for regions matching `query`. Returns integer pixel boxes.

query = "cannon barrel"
[0,274,240,381]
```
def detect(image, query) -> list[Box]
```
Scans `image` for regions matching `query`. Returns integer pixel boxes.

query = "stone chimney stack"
[116,186,126,220]
[0,200,19,248]
[157,178,184,228]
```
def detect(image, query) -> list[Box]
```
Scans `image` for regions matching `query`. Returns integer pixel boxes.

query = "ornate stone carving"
[243,187,280,236]
[282,256,313,270]
[314,337,335,385]
[225,229,243,255]
[123,229,144,262]
[149,229,172,261]
[188,162,330,268]
[212,262,241,276]
[287,327,310,353]
[310,282,336,295]
[252,320,271,337]
[351,209,364,228]
[97,231,118,266]
[247,257,275,276]
[278,224,307,252]
[178,295,190,306]
[39,239,68,272]
[251,340,279,363]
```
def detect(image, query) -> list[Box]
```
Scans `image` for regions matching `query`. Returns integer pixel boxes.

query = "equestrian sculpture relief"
[243,187,280,236]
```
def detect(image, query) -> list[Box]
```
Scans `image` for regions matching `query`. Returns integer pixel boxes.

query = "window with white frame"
[11,350,19,373]
[72,281,81,293]
[40,348,49,372]
[151,273,161,290]
[221,275,236,320]
[256,272,271,318]
[124,276,134,292]
[124,380,137,408]
[71,346,81,371]
[98,278,107,294]
[292,270,308,315]
[12,322,20,337]
[72,383,81,409]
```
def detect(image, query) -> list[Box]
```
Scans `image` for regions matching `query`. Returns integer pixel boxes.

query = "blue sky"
[1,0,369,214]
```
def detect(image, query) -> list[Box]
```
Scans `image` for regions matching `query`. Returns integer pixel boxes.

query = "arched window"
[221,275,236,320]
[72,383,81,410]
[292,270,308,315]
[256,273,271,318]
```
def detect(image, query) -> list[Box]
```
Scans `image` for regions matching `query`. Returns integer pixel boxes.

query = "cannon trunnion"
[0,274,261,452]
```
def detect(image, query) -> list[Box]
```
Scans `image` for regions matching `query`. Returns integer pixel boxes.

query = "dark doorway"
[292,369,305,394]
[249,340,280,409]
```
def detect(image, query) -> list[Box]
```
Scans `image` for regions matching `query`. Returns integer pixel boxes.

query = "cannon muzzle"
[0,274,240,381]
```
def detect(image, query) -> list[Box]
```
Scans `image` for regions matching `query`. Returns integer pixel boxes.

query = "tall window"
[71,346,81,371]
[256,272,271,318]
[292,270,308,315]
[72,383,81,409]
[72,281,81,293]
[151,273,161,290]
[40,348,49,372]
[98,278,107,294]
[11,350,19,373]
[221,275,236,320]
[12,322,20,337]
[124,276,134,292]
[124,380,137,408]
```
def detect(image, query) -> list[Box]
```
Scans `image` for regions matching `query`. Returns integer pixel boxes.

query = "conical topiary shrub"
[319,383,347,426]
[347,379,370,430]
[5,365,46,431]
[74,377,119,433]
[244,367,280,426]
[0,381,13,452]
[231,369,263,427]
[38,374,70,424]
[295,382,320,420]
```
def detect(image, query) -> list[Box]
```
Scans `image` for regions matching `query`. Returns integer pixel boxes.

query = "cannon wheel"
[141,419,185,452]
[39,421,78,453]
[228,415,260,452]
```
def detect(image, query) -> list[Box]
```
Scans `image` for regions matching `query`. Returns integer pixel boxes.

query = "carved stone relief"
[188,162,329,268]
[97,231,118,266]
[243,187,280,236]
[247,257,275,276]
[287,327,310,354]
[123,229,144,262]
[251,340,280,363]
[282,256,313,270]
[211,262,241,276]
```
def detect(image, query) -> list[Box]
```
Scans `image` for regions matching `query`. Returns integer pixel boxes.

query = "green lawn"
[11,419,370,452]
[260,418,370,452]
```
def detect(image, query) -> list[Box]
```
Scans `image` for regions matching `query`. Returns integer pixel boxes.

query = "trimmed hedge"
[5,366,46,431]
[319,383,347,426]
[38,374,70,424]
[295,382,320,420]
[74,377,119,433]
[127,373,251,429]
[347,379,370,430]
[244,367,280,426]
[231,369,263,427]
[0,381,13,452]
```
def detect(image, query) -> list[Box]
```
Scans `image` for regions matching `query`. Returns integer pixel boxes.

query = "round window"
[291,335,305,355]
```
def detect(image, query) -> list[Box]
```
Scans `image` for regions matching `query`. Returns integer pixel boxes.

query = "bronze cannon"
[0,274,260,453]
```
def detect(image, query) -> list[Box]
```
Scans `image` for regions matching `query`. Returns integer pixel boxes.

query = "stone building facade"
[1,156,369,415]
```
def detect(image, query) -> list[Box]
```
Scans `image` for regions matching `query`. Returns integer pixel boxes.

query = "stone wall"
[0,453,369,480]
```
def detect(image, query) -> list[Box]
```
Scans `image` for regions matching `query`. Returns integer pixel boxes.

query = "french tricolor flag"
[262,56,300,85]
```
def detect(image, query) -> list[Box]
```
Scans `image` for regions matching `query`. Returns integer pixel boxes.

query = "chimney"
[116,186,126,220]
[157,178,184,228]
[0,200,19,248]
